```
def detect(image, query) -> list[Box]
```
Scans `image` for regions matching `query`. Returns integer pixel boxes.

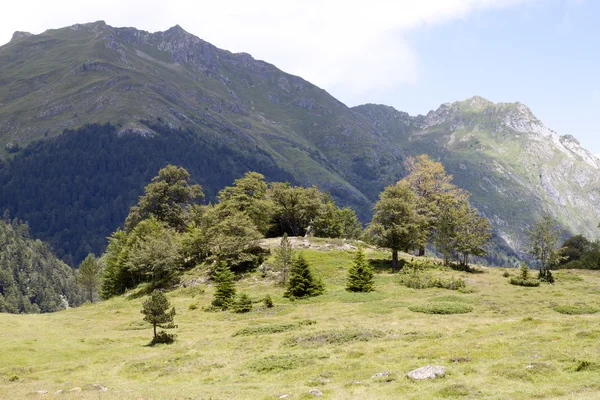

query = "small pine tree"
[141,291,176,345]
[519,263,531,280]
[346,248,374,292]
[211,260,236,309]
[232,293,253,313]
[284,253,324,299]
[77,253,101,302]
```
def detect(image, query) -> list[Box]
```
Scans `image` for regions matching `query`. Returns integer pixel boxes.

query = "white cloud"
[0,0,533,103]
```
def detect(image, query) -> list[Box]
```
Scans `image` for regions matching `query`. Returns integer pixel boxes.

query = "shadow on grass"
[126,284,156,300]
[449,263,484,274]
[368,259,406,273]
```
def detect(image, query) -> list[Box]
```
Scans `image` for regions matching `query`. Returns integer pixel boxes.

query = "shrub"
[150,331,176,346]
[232,293,253,313]
[509,277,540,287]
[554,305,598,315]
[538,269,555,283]
[509,264,540,287]
[409,302,473,314]
[263,295,274,308]
[503,271,510,278]
[399,270,466,290]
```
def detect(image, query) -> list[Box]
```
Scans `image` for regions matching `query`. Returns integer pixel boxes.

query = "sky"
[1,0,599,152]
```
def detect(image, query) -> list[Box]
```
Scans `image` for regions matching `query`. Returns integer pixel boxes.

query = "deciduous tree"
[365,181,424,271]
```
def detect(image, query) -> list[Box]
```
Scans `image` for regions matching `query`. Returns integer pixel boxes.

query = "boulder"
[406,365,445,380]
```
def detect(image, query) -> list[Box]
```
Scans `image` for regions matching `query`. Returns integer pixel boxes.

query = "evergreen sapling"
[346,248,374,292]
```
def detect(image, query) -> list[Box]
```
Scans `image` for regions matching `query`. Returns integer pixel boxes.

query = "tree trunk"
[391,250,399,272]
[418,246,425,257]
[153,322,157,340]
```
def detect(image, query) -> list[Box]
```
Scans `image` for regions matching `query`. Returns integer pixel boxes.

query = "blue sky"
[1,0,598,152]
[349,0,600,152]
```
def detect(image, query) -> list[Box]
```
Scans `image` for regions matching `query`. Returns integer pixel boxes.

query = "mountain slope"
[0,21,403,206]
[354,96,600,255]
[0,22,407,262]
[1,22,599,265]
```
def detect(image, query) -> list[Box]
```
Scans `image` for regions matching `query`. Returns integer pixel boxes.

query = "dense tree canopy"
[0,217,82,313]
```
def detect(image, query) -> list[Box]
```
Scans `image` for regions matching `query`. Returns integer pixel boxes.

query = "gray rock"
[309,389,323,397]
[406,365,445,380]
[35,390,48,395]
[277,395,290,399]
[371,371,390,378]
[85,383,108,391]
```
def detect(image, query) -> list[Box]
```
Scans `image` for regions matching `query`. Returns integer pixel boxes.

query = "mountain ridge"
[1,21,599,265]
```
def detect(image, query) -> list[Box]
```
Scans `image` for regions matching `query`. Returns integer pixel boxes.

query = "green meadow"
[2,243,600,399]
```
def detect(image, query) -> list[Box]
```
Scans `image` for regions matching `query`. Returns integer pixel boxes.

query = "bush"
[149,330,176,346]
[509,277,540,287]
[554,305,598,315]
[503,271,510,278]
[509,264,540,287]
[538,269,555,283]
[399,270,466,290]
[409,302,473,314]
[232,293,253,313]
[263,295,274,308]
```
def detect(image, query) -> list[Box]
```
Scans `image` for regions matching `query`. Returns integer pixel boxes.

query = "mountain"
[0,22,598,265]
[354,97,600,257]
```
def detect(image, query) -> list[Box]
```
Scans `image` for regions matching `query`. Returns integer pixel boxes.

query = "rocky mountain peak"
[11,31,32,41]
[68,20,109,34]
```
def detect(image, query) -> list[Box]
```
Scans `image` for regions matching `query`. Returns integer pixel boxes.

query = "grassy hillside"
[2,241,600,399]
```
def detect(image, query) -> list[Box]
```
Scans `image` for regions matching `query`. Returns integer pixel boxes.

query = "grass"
[2,247,600,399]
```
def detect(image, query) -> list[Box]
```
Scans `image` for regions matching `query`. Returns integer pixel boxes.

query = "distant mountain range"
[1,21,598,265]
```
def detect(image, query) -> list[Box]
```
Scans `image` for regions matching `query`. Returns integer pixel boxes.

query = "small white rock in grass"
[371,371,391,378]
[309,389,323,397]
[406,365,445,380]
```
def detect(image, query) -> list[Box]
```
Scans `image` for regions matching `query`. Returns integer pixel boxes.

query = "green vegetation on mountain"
[0,216,82,313]
[1,22,600,269]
